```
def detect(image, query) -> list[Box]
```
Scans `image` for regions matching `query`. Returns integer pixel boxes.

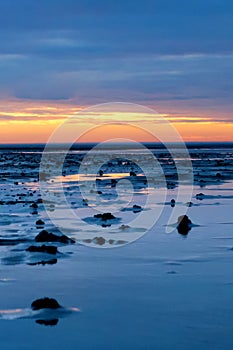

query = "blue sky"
[0,0,232,122]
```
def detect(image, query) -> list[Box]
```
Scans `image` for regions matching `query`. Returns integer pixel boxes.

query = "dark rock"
[35,230,75,244]
[94,212,116,221]
[102,223,111,227]
[36,219,45,226]
[170,199,176,207]
[133,204,142,212]
[26,245,57,255]
[31,298,61,310]
[111,180,117,188]
[167,182,176,189]
[177,215,192,235]
[133,204,142,209]
[31,210,38,215]
[130,171,137,176]
[30,203,38,209]
[82,199,88,206]
[196,193,205,200]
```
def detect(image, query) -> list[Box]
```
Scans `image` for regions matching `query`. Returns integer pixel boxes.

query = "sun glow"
[0,99,232,143]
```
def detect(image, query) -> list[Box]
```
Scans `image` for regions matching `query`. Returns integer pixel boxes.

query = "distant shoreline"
[0,142,233,151]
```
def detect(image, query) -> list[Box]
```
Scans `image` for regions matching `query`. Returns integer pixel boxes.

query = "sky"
[0,0,233,143]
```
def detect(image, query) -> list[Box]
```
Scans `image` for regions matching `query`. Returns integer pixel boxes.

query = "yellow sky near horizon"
[0,99,233,143]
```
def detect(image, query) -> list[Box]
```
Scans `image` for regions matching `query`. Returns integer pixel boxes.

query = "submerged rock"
[177,215,192,235]
[167,182,176,189]
[31,298,62,310]
[36,319,59,326]
[35,230,75,244]
[28,259,57,266]
[26,245,57,255]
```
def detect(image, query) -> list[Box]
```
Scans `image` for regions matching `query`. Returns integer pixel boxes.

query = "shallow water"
[0,146,233,349]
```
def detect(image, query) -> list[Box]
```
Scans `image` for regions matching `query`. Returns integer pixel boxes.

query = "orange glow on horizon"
[0,98,232,143]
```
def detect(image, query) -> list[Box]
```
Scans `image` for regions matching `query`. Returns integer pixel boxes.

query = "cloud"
[0,0,232,123]
[0,99,232,125]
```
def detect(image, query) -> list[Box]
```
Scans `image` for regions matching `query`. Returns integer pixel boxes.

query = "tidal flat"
[0,143,233,350]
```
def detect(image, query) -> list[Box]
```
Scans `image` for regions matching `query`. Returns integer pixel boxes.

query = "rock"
[111,179,117,186]
[101,223,111,228]
[35,230,75,244]
[119,225,130,230]
[94,212,116,221]
[30,203,38,209]
[196,193,205,200]
[82,199,88,206]
[31,298,61,310]
[36,219,45,226]
[167,182,175,189]
[93,237,105,245]
[130,171,137,176]
[171,199,176,207]
[132,204,142,213]
[31,210,38,215]
[177,215,192,235]
[83,239,92,244]
[26,245,57,255]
